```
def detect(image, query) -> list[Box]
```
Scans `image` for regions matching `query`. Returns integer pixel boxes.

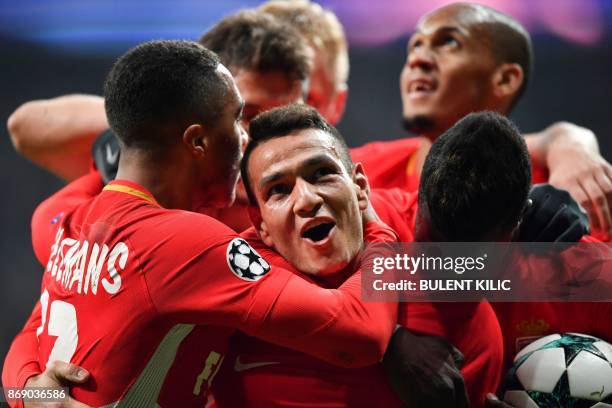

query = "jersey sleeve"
[2,302,43,408]
[31,170,104,265]
[141,213,398,368]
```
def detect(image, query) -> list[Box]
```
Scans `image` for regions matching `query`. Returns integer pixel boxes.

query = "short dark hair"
[241,103,352,206]
[418,111,531,241]
[466,4,533,110]
[199,10,311,83]
[104,40,227,150]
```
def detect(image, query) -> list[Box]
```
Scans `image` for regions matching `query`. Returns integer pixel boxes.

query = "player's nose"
[293,179,323,217]
[407,45,435,72]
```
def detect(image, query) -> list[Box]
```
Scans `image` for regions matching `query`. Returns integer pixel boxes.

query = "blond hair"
[260,0,349,88]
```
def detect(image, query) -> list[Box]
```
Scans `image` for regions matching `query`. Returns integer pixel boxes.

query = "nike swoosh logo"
[105,143,119,165]
[233,356,279,372]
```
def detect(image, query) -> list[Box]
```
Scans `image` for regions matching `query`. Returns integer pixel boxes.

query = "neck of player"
[115,147,197,211]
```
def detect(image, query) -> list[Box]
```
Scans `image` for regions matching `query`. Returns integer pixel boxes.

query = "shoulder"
[33,170,104,227]
[371,188,418,242]
[140,207,239,247]
[350,137,422,160]
[371,188,418,217]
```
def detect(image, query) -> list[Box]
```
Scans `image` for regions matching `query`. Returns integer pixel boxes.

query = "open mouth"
[407,79,436,95]
[302,222,336,242]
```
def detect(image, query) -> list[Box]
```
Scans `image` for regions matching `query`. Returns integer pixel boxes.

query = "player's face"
[306,53,347,126]
[234,69,305,129]
[248,129,368,276]
[194,67,247,209]
[400,6,499,138]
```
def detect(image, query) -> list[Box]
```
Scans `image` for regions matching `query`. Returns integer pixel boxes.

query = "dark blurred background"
[1,0,611,368]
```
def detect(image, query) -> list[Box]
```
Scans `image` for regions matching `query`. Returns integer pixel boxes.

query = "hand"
[485,393,514,407]
[519,184,589,242]
[382,327,469,408]
[23,361,91,408]
[548,146,612,241]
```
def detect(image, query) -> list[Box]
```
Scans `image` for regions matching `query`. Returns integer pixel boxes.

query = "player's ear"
[248,207,274,247]
[182,124,208,156]
[352,162,370,211]
[492,63,523,101]
[329,85,348,126]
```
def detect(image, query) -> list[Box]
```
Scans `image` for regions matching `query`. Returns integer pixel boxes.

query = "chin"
[401,113,435,135]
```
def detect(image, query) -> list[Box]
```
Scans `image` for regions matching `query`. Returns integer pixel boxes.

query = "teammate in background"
[2,41,401,407]
[351,2,612,240]
[259,0,349,126]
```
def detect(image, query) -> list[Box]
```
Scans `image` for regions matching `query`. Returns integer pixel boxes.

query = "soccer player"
[2,41,401,407]
[350,2,612,240]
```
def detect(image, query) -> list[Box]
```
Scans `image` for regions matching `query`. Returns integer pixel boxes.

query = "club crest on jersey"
[226,238,271,282]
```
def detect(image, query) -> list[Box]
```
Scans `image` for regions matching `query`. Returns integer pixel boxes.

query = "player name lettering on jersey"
[45,227,126,296]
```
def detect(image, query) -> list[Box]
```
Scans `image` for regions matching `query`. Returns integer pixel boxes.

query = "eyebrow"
[258,153,337,189]
[435,26,464,35]
[411,25,465,43]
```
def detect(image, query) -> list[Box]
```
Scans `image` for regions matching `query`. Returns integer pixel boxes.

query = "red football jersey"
[351,138,423,192]
[211,189,503,408]
[3,175,398,407]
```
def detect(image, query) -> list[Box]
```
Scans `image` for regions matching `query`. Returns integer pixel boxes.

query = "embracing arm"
[525,122,612,240]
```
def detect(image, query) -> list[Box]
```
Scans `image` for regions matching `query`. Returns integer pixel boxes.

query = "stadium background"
[0,0,611,366]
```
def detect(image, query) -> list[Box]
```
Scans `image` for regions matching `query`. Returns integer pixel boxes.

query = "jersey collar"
[103,180,160,207]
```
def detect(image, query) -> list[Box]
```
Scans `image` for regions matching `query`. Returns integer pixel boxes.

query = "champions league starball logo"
[226,238,271,282]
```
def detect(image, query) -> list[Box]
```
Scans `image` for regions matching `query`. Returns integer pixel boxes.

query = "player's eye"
[312,166,337,181]
[267,184,290,198]
[438,35,460,48]
[407,38,422,54]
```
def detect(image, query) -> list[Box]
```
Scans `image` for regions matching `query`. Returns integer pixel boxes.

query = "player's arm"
[7,95,107,182]
[145,217,398,369]
[525,122,612,240]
